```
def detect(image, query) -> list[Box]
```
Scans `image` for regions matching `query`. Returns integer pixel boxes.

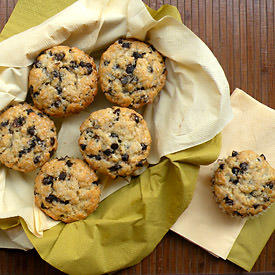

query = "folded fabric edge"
[0,217,20,230]
[227,202,275,271]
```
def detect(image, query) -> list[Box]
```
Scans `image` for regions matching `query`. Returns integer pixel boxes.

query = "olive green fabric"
[228,203,275,271]
[0,217,20,230]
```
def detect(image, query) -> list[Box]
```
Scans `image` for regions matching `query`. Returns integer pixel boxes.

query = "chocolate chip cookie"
[79,106,151,178]
[99,38,166,108]
[212,150,275,217]
[0,103,57,172]
[34,156,101,223]
[29,45,98,117]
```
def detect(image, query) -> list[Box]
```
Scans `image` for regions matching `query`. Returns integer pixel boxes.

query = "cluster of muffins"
[0,39,166,223]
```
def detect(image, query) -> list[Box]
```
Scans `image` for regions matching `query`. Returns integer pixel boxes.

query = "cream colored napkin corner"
[171,88,275,259]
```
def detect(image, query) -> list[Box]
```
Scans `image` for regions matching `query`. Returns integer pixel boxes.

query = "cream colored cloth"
[0,0,232,238]
[171,88,275,259]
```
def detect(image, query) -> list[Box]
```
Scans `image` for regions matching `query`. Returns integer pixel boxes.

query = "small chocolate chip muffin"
[211,150,275,217]
[79,106,151,178]
[0,103,57,172]
[98,38,167,108]
[29,45,98,117]
[34,156,101,223]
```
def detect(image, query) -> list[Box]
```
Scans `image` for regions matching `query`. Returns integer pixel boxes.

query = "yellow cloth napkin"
[172,88,275,271]
[0,0,231,238]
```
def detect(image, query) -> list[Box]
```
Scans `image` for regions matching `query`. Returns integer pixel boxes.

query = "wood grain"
[0,0,274,274]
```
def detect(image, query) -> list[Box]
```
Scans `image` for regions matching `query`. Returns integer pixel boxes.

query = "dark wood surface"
[0,0,274,274]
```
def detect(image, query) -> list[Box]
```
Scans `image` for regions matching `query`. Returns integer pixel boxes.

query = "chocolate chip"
[113,108,121,116]
[49,149,55,157]
[18,148,28,158]
[13,117,25,128]
[113,64,120,70]
[141,143,148,151]
[92,180,100,185]
[234,211,243,216]
[0,120,9,127]
[54,52,65,61]
[33,92,40,98]
[103,149,112,156]
[29,139,36,149]
[266,181,274,189]
[253,204,259,209]
[26,108,34,115]
[57,157,67,161]
[33,156,40,164]
[27,126,36,136]
[162,68,167,74]
[232,167,240,175]
[34,61,42,68]
[118,38,123,44]
[56,87,62,95]
[230,178,239,185]
[80,62,93,74]
[52,70,60,78]
[260,154,266,160]
[41,202,48,209]
[70,60,78,69]
[104,60,110,66]
[111,143,119,150]
[88,154,101,160]
[110,132,119,138]
[54,100,62,108]
[232,151,238,157]
[92,134,100,141]
[224,196,234,205]
[121,154,129,162]
[131,113,140,123]
[60,199,70,205]
[133,52,145,59]
[122,42,131,48]
[126,64,136,74]
[50,137,55,146]
[80,144,87,151]
[45,194,59,203]
[240,162,248,172]
[42,175,54,185]
[136,159,146,167]
[59,171,67,181]
[108,163,122,172]
[147,66,154,73]
[66,160,73,167]
[219,164,225,170]
[121,76,128,85]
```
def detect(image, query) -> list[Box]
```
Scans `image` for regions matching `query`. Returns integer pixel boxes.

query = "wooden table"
[0,0,274,274]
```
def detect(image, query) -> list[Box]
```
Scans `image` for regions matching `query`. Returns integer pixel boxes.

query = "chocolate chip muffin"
[212,150,275,217]
[78,106,151,178]
[28,45,98,117]
[34,156,101,223]
[0,103,57,172]
[98,38,167,108]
